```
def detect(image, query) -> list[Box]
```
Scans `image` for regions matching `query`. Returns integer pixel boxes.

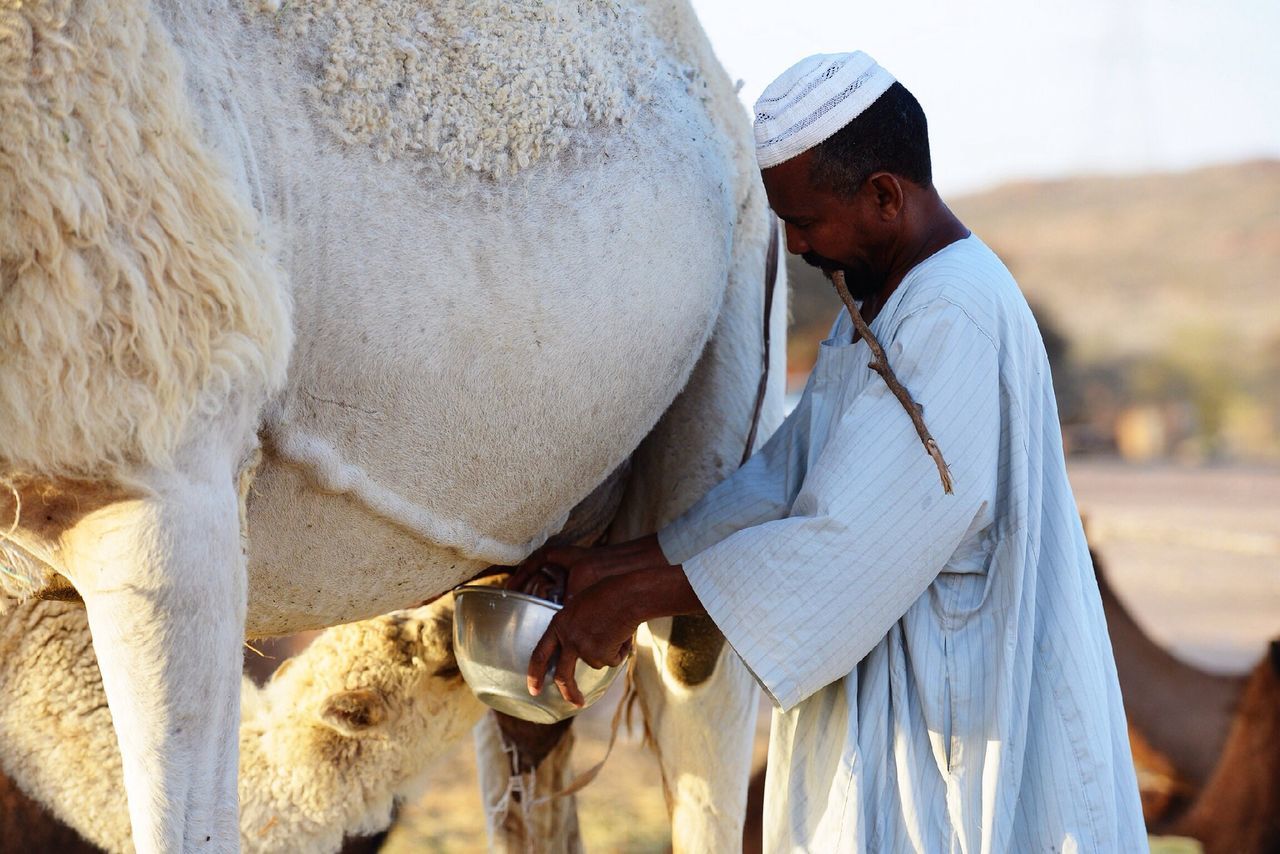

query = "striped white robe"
[658,236,1146,853]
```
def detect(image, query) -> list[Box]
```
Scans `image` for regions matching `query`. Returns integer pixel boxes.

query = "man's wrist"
[614,563,705,625]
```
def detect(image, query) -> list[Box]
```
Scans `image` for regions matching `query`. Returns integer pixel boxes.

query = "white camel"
[0,0,782,851]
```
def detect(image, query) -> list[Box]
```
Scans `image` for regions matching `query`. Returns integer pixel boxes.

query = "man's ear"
[867,172,904,220]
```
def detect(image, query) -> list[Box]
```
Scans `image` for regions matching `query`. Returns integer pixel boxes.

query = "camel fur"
[0,0,290,485]
[262,0,658,178]
[1171,640,1280,854]
[0,594,484,853]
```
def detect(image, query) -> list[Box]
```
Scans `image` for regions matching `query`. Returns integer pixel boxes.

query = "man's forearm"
[583,533,674,584]
[613,563,706,625]
[612,533,670,571]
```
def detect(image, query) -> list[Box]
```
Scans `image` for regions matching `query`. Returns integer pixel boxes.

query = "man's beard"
[801,251,882,301]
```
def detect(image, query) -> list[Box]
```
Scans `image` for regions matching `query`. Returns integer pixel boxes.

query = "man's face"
[761,151,892,300]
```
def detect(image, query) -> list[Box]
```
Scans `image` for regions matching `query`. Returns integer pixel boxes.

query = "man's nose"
[784,222,809,256]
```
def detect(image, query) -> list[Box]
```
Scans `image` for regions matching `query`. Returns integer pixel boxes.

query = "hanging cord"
[831,270,953,494]
[740,221,781,466]
[527,652,639,804]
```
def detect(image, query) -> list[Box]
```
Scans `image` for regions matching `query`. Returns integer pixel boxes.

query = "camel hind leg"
[629,620,758,852]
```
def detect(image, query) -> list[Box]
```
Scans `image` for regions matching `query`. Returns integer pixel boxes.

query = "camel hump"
[250,0,672,179]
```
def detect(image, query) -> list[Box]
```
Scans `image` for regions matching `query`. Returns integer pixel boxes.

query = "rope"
[532,652,638,804]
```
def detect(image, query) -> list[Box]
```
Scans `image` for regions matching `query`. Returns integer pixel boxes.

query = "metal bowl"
[452,584,623,724]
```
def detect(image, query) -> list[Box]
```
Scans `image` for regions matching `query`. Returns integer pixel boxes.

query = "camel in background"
[1171,640,1280,853]
[1092,548,1244,791]
[1097,546,1280,853]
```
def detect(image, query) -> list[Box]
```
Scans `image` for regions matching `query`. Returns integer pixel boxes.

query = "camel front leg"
[62,464,245,853]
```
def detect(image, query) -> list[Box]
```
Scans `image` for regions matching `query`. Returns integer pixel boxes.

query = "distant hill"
[788,160,1280,371]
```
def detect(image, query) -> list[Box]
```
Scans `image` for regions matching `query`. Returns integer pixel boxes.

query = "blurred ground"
[382,661,677,853]
[1073,461,1280,671]
[384,461,1279,851]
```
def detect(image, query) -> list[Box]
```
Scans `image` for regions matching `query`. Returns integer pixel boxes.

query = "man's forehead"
[762,153,820,213]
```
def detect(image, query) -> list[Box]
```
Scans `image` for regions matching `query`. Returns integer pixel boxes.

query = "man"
[510,51,1145,851]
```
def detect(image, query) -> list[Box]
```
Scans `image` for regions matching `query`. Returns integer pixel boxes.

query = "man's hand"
[506,534,669,601]
[505,544,600,602]
[525,564,708,706]
[525,577,638,706]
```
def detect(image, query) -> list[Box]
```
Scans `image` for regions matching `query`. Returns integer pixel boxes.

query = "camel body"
[0,1,779,850]
[172,0,763,636]
[2,0,770,629]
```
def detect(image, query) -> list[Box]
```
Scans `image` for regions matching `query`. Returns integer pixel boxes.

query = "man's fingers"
[526,627,559,696]
[506,546,553,591]
[541,546,576,566]
[505,564,536,591]
[583,642,626,669]
[564,563,600,600]
[507,544,584,592]
[552,647,585,707]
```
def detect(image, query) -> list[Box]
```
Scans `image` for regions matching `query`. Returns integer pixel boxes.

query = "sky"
[690,0,1280,195]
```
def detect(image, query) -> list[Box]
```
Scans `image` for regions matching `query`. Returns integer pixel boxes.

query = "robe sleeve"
[657,379,814,566]
[681,298,1001,711]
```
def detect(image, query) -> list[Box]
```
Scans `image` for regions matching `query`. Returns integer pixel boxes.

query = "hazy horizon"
[691,0,1280,195]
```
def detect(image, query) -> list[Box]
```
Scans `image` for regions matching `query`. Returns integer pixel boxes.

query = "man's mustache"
[802,251,881,299]
[801,251,842,275]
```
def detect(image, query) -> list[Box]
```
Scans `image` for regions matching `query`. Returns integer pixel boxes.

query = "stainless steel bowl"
[452,584,623,724]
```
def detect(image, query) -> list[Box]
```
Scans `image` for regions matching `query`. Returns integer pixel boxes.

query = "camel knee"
[665,614,726,687]
[491,714,575,774]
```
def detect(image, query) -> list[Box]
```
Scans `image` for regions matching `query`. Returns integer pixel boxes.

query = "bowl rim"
[453,584,564,612]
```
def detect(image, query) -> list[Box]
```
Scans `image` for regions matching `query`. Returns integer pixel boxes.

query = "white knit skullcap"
[753,51,897,170]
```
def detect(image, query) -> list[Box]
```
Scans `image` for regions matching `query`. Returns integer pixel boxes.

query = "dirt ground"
[1071,460,1280,672]
[384,460,1280,852]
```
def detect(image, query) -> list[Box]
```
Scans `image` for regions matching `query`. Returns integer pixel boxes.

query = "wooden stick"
[832,271,954,495]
